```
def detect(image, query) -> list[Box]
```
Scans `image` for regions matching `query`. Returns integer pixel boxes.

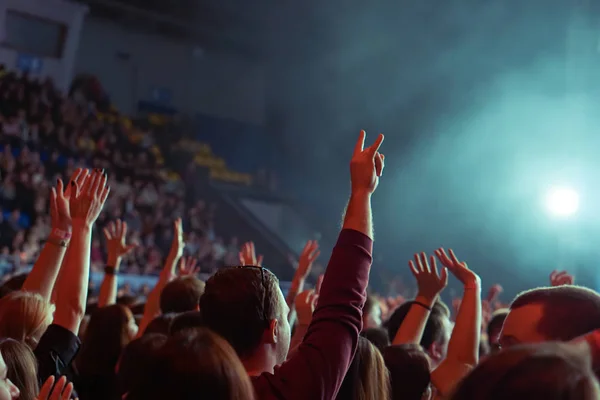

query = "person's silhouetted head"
[501,286,600,347]
[200,266,290,374]
[449,342,600,400]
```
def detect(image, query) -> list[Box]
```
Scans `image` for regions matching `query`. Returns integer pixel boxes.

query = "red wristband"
[51,228,71,241]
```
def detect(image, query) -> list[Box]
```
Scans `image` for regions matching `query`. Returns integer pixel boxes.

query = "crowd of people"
[0,68,241,287]
[0,65,599,400]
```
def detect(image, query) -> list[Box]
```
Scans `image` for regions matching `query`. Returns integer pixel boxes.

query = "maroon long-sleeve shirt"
[252,229,373,400]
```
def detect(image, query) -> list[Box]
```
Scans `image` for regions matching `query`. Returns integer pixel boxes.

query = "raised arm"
[22,169,85,301]
[137,218,184,337]
[393,252,448,345]
[286,240,320,325]
[98,220,136,307]
[53,169,109,334]
[431,248,481,397]
[254,131,384,400]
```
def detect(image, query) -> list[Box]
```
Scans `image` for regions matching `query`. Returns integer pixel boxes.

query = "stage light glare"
[545,187,579,217]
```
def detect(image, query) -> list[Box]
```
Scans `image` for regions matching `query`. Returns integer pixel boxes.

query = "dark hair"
[337,336,390,400]
[487,309,509,343]
[0,339,38,400]
[200,267,282,358]
[387,300,450,349]
[0,274,27,299]
[117,333,167,397]
[76,305,134,377]
[361,328,390,353]
[144,313,177,336]
[160,276,205,314]
[510,286,600,341]
[170,311,204,336]
[383,344,431,400]
[128,328,255,400]
[449,342,599,400]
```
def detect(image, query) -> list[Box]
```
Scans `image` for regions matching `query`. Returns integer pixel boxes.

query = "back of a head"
[144,313,178,336]
[510,286,600,341]
[129,328,255,400]
[0,339,39,400]
[117,333,167,397]
[160,276,205,314]
[76,304,132,376]
[449,342,600,400]
[361,328,390,353]
[0,291,54,348]
[169,311,204,336]
[387,301,450,349]
[200,267,281,358]
[383,344,431,400]
[337,336,390,400]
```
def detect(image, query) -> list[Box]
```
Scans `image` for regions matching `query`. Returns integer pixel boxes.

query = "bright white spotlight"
[545,187,579,217]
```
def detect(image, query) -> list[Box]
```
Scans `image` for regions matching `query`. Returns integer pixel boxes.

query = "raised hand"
[239,241,263,266]
[550,270,575,286]
[295,289,319,326]
[37,376,76,400]
[50,168,88,232]
[103,219,136,268]
[179,256,199,276]
[409,252,448,303]
[295,240,320,280]
[486,284,503,302]
[70,169,109,228]
[434,248,480,287]
[350,130,385,194]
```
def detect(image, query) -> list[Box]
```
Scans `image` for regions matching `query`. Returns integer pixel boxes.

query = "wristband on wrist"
[50,228,71,241]
[46,237,68,248]
[412,301,432,311]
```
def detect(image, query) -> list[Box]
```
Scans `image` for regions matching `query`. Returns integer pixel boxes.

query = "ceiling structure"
[74,0,283,59]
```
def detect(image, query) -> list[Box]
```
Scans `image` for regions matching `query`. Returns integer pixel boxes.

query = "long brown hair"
[0,339,39,400]
[128,328,256,400]
[449,342,599,400]
[337,336,391,400]
[76,304,133,377]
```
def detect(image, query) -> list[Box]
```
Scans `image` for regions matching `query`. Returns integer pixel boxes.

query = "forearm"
[22,230,69,301]
[342,191,373,240]
[137,258,178,337]
[447,283,482,365]
[393,295,435,345]
[98,255,121,307]
[53,225,92,334]
[275,230,371,399]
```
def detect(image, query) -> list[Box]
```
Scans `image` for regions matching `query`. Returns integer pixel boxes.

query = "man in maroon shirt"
[201,130,385,399]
